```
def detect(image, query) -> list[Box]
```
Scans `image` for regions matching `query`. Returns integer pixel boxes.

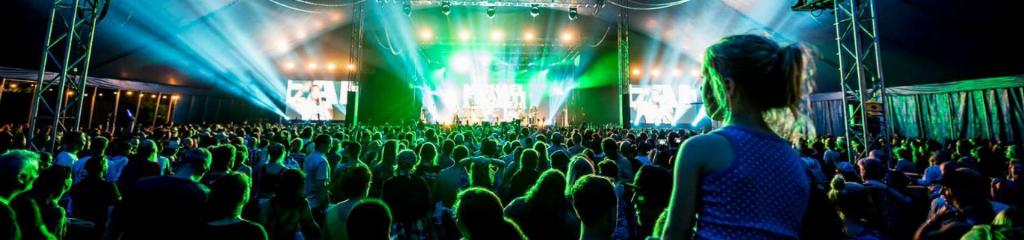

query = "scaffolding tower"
[28,0,110,151]
[795,0,891,162]
[617,8,630,128]
[347,2,367,127]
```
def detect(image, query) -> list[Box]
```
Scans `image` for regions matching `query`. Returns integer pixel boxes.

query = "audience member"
[196,172,268,240]
[571,175,618,240]
[108,148,212,240]
[454,187,526,240]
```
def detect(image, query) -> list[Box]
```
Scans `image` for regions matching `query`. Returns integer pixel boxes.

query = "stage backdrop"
[809,76,1024,143]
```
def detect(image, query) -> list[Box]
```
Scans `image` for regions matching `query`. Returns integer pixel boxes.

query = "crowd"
[0,34,1021,240]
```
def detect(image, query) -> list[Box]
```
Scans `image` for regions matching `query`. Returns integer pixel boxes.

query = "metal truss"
[29,0,109,151]
[805,0,890,161]
[405,0,603,8]
[617,8,629,128]
[347,2,367,126]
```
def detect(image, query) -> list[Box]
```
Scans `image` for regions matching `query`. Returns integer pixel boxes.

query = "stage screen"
[416,51,577,125]
[629,84,704,126]
[285,80,357,121]
[421,83,529,124]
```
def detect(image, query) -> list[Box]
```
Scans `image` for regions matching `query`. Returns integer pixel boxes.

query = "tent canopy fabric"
[1,0,1021,92]
[0,66,214,95]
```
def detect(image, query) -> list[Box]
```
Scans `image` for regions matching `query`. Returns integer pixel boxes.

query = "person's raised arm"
[661,134,729,240]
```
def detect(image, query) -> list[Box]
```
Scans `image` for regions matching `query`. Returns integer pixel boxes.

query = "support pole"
[0,78,6,105]
[166,96,176,124]
[87,86,97,129]
[112,89,120,132]
[132,92,142,132]
[152,93,162,126]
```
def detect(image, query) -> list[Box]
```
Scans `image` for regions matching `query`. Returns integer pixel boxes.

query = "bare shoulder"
[676,133,733,173]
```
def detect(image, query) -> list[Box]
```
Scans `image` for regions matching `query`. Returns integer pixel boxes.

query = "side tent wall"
[810,76,1024,143]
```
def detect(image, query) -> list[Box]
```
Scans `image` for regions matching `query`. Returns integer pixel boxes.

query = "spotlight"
[651,69,661,77]
[403,1,412,16]
[284,62,296,70]
[568,7,578,20]
[530,4,540,17]
[672,68,682,77]
[486,6,496,18]
[441,1,451,16]
[347,63,357,71]
[307,63,318,70]
[151,94,157,99]
[66,90,74,95]
[523,31,536,41]
[459,30,471,41]
[327,63,337,70]
[172,95,180,100]
[276,40,289,51]
[126,91,133,95]
[560,32,574,43]
[8,83,16,88]
[162,95,168,99]
[296,30,306,39]
[490,30,504,41]
[419,28,434,41]
[631,68,641,76]
[329,11,343,22]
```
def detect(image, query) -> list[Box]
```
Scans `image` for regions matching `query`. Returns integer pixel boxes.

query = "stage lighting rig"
[403,1,412,16]
[791,0,834,11]
[486,6,496,18]
[441,1,452,15]
[530,4,540,17]
[568,7,578,20]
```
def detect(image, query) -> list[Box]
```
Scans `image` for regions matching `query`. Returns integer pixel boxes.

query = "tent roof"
[1,0,1021,92]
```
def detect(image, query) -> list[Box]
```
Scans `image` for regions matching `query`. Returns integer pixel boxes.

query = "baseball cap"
[627,165,673,205]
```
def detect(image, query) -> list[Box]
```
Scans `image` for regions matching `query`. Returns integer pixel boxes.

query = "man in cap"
[628,165,672,238]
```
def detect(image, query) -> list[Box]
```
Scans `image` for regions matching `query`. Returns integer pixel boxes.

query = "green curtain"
[886,87,1024,142]
[810,76,1024,143]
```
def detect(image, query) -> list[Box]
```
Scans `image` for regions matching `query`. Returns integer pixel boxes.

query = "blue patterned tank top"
[694,125,809,239]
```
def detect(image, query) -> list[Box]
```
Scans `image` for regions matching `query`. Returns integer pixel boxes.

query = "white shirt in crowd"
[304,151,330,209]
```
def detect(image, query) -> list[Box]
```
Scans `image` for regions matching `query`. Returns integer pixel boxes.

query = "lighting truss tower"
[616,8,630,128]
[29,0,110,151]
[797,0,890,162]
[347,2,366,127]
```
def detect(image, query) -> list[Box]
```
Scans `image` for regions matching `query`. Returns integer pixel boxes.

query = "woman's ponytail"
[775,44,807,116]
